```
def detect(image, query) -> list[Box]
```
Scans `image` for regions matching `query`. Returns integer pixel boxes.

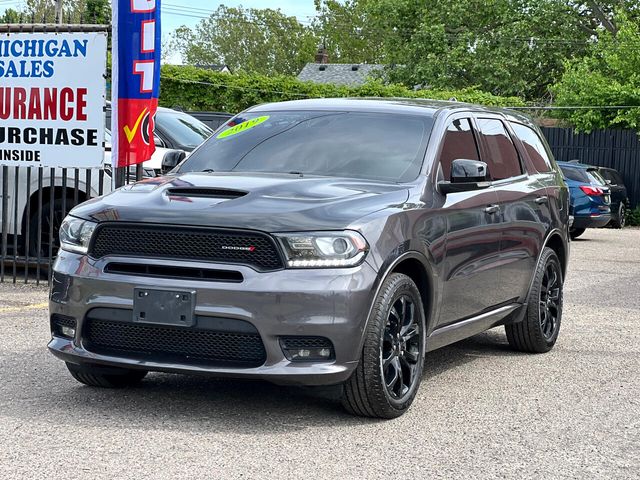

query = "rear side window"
[559,165,590,183]
[587,170,606,186]
[600,169,624,186]
[510,123,553,173]
[476,118,522,180]
[437,118,479,180]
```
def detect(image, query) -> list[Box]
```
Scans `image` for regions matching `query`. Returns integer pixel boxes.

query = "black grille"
[83,319,266,367]
[104,262,244,282]
[90,224,283,271]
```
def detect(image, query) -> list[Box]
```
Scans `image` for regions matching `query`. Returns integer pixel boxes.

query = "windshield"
[156,110,213,148]
[179,111,433,182]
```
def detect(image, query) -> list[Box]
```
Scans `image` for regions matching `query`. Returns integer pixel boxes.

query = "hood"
[71,172,410,231]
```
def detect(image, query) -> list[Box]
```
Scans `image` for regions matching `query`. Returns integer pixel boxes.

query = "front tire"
[66,363,148,388]
[505,247,563,353]
[341,273,426,419]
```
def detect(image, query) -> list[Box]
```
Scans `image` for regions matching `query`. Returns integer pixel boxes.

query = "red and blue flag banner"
[111,0,161,169]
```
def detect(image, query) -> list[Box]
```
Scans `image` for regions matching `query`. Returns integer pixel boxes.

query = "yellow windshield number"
[217,115,270,139]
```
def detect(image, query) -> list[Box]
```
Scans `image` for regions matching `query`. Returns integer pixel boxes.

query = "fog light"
[280,336,334,362]
[51,314,77,339]
[60,325,76,338]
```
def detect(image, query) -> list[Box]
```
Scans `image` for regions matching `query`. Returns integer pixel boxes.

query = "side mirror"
[438,159,490,194]
[604,179,612,185]
[451,159,488,183]
[161,150,186,174]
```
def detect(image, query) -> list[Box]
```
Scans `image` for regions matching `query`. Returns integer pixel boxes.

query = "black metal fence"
[542,127,640,208]
[0,21,110,285]
[0,166,108,284]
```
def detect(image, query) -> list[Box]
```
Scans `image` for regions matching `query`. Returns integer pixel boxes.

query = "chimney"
[315,44,329,64]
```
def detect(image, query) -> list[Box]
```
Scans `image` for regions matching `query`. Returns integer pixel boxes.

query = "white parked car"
[0,109,212,259]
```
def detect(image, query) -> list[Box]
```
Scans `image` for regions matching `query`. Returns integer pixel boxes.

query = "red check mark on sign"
[123,107,148,143]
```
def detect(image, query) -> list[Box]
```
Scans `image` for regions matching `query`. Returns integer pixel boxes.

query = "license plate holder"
[133,288,196,327]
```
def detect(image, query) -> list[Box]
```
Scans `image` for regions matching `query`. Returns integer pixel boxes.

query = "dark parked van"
[49,99,570,418]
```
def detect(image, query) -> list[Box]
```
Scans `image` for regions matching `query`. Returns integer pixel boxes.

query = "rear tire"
[505,248,563,353]
[66,363,148,388]
[341,273,426,419]
[569,228,585,240]
[610,203,626,229]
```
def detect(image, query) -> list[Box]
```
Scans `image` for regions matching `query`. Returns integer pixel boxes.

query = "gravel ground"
[0,228,639,479]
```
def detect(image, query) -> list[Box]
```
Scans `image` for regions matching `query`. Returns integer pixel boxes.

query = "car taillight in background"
[579,185,604,196]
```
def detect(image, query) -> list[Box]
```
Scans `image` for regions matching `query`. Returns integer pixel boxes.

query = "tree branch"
[587,0,617,35]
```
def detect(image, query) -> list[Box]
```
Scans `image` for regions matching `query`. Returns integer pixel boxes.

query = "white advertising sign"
[0,32,108,168]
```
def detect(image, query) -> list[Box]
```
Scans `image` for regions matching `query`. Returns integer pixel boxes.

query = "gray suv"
[49,99,570,418]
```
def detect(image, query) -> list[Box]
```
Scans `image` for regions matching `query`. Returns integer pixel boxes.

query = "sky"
[0,1,319,62]
[0,1,318,33]
[162,1,318,33]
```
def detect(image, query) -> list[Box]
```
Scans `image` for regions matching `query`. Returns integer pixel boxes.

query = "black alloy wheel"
[615,203,626,229]
[506,247,563,353]
[382,295,421,400]
[342,273,426,418]
[539,261,561,340]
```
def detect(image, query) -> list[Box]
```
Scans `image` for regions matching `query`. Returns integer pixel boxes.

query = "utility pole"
[54,0,63,24]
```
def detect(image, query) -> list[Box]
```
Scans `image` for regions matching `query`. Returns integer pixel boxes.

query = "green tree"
[170,6,318,76]
[310,1,640,100]
[312,0,383,63]
[552,12,640,131]
[84,0,111,24]
[6,0,110,24]
[0,8,21,23]
[357,0,595,99]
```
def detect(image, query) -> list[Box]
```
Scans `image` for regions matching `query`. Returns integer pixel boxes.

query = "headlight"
[59,216,97,254]
[275,231,368,268]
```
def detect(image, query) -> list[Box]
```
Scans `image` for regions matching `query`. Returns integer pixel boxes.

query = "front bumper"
[48,251,379,386]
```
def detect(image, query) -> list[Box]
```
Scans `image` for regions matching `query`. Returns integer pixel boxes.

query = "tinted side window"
[438,118,479,180]
[477,118,522,180]
[510,123,553,173]
[559,165,589,182]
[601,169,624,186]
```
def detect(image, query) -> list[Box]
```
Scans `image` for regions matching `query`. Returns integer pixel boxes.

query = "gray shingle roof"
[297,63,385,86]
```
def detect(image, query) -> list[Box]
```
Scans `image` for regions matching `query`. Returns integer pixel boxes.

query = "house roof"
[195,64,232,74]
[297,63,384,86]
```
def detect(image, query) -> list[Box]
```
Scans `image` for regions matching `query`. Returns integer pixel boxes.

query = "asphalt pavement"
[1,227,638,479]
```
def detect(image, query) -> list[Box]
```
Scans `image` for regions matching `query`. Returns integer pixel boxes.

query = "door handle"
[535,196,548,205]
[484,205,500,214]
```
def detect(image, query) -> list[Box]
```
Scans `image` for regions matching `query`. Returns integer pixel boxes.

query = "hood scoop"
[166,187,248,200]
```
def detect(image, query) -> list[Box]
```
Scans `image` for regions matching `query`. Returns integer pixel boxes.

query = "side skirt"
[426,303,524,352]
